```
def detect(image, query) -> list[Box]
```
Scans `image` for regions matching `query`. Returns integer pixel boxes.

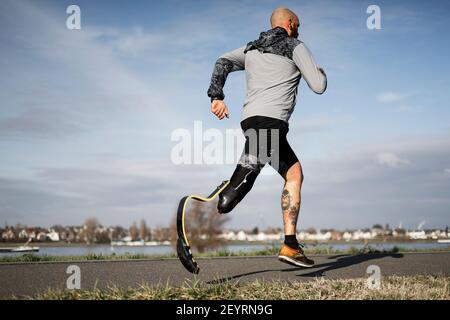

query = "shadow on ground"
[207,267,298,285]
[297,252,404,277]
[206,253,404,284]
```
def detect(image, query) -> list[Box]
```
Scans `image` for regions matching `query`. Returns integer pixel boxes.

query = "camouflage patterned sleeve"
[207,46,246,102]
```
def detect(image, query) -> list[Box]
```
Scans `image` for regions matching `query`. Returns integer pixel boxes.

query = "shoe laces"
[296,243,306,255]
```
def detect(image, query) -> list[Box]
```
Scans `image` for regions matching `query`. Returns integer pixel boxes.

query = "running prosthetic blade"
[176,180,230,274]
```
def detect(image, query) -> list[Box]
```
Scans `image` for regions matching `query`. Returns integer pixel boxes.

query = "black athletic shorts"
[239,115,299,177]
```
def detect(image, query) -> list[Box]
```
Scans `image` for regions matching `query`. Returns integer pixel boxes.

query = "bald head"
[270,7,299,38]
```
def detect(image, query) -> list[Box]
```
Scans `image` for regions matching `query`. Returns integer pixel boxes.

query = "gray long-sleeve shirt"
[207,27,327,123]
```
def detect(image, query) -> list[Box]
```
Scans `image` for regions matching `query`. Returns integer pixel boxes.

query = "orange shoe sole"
[278,255,315,268]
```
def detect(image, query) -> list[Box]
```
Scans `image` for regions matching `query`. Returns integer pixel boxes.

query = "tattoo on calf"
[281,189,290,210]
[282,188,300,226]
[288,202,300,226]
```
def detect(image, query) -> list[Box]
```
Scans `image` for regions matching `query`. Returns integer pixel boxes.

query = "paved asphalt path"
[0,252,449,298]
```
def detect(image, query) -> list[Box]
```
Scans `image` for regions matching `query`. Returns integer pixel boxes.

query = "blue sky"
[0,0,449,230]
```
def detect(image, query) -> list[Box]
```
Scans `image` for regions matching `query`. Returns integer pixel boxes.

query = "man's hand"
[211,99,229,120]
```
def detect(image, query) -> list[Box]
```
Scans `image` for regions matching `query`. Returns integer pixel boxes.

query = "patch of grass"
[28,275,450,300]
[1,245,448,264]
[0,252,177,263]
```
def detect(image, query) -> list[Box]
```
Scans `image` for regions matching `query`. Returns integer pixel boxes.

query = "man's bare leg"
[278,161,314,267]
[281,161,303,236]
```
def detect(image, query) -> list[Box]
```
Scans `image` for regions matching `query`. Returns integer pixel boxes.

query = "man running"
[207,7,327,267]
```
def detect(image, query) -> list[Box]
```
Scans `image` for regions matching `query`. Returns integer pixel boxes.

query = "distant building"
[407,230,427,240]
[316,230,332,241]
[46,230,60,242]
[236,230,247,241]
[221,231,236,241]
[342,231,351,242]
[330,231,343,241]
[297,229,332,241]
[393,228,407,238]
[352,229,372,240]
[18,229,29,239]
[37,232,47,241]
[371,226,384,238]
[1,223,448,244]
[1,229,16,241]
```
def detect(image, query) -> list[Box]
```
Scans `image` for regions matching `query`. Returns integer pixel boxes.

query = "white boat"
[0,246,40,253]
[437,239,450,243]
[0,238,40,253]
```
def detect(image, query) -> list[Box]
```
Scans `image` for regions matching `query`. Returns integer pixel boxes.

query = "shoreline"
[0,239,448,248]
[0,246,449,264]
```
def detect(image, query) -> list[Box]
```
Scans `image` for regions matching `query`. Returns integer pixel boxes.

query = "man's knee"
[285,162,304,185]
[217,165,259,214]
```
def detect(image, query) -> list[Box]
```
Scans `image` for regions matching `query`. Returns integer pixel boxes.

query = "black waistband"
[240,116,289,132]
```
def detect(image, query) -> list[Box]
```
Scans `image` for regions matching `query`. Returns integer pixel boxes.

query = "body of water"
[1,242,449,257]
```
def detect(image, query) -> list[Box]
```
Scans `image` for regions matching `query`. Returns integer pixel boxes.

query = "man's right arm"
[293,42,327,94]
[207,45,246,102]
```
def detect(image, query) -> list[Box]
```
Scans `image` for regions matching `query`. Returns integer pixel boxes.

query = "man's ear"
[288,19,295,32]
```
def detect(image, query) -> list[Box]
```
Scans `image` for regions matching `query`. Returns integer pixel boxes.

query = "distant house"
[246,234,257,242]
[46,230,60,242]
[342,231,352,242]
[371,226,384,238]
[18,229,29,239]
[319,230,333,241]
[297,231,307,240]
[1,229,16,241]
[352,229,372,240]
[37,232,47,241]
[330,231,343,241]
[66,231,76,242]
[425,229,446,239]
[220,231,236,241]
[297,229,332,241]
[264,232,283,241]
[393,228,407,238]
[407,230,427,240]
[236,230,247,241]
[18,229,25,239]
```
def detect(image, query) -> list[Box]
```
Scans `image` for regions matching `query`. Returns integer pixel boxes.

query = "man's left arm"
[292,42,327,94]
[207,45,246,102]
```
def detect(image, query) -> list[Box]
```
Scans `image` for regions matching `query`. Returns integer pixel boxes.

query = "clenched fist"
[211,99,229,120]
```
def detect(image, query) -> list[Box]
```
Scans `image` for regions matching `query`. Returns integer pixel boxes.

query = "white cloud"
[107,27,163,57]
[392,105,419,113]
[376,152,410,168]
[0,0,183,140]
[444,168,450,175]
[292,114,354,133]
[377,92,404,103]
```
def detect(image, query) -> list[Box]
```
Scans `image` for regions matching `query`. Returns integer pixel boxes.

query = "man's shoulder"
[285,37,303,47]
[287,37,304,50]
[244,35,303,60]
[271,37,303,60]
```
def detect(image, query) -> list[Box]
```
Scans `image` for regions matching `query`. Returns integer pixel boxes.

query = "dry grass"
[31,275,449,300]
